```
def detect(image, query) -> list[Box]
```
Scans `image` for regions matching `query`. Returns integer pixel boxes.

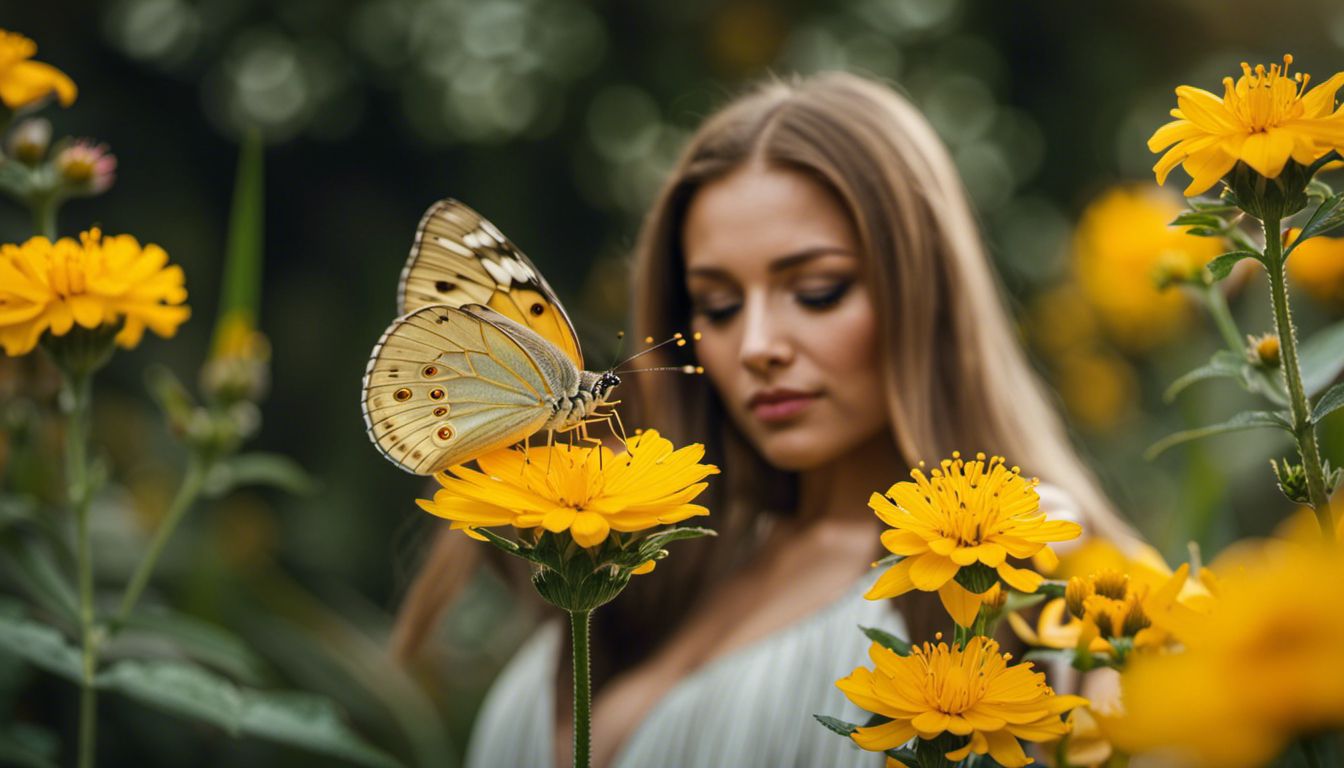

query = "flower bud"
[1245,332,1280,367]
[6,118,51,164]
[1093,570,1130,600]
[1065,576,1091,620]
[54,139,116,195]
[1270,457,1311,504]
[1121,597,1152,637]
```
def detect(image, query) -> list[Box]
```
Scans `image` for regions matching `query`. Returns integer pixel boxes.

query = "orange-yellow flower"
[866,453,1082,626]
[417,429,717,548]
[0,29,76,110]
[1148,54,1344,195]
[1286,227,1344,309]
[0,229,190,355]
[837,636,1088,767]
[1111,539,1344,767]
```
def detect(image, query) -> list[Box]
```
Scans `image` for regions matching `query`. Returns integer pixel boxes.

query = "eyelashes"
[690,281,854,324]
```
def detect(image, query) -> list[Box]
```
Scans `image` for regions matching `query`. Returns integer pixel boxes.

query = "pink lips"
[748,389,817,422]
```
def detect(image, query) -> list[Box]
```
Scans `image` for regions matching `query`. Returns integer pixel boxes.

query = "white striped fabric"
[464,569,896,768]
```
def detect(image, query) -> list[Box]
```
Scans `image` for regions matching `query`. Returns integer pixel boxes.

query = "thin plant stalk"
[570,609,592,768]
[1197,283,1243,355]
[1262,216,1336,540]
[114,457,208,625]
[63,368,98,768]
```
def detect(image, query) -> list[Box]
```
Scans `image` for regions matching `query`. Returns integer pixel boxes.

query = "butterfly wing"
[398,199,584,368]
[362,304,561,475]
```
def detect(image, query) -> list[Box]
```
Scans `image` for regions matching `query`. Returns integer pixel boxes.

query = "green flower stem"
[1198,283,1243,355]
[114,457,208,627]
[1263,216,1336,541]
[33,192,57,239]
[570,609,593,768]
[63,367,98,768]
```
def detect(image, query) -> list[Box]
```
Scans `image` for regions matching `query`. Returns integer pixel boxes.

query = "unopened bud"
[1065,576,1090,619]
[1121,597,1151,637]
[1246,332,1280,368]
[6,118,51,164]
[54,139,117,195]
[1093,570,1130,600]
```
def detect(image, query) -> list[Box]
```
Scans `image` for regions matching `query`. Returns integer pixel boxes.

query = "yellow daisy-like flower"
[866,453,1082,626]
[0,229,190,356]
[0,30,76,110]
[1111,540,1344,767]
[1286,227,1344,309]
[1072,186,1224,352]
[837,636,1088,767]
[417,429,717,548]
[1148,54,1344,196]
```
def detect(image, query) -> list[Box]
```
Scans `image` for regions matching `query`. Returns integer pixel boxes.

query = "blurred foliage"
[4,0,1344,764]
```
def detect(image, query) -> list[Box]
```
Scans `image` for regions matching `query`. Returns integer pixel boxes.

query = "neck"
[796,433,904,526]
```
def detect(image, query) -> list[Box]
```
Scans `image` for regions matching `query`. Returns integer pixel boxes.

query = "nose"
[738,294,793,375]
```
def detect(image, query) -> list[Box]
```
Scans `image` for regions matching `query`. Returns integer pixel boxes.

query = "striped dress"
[464,569,895,768]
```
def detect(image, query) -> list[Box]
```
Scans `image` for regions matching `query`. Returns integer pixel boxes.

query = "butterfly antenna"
[606,330,628,372]
[614,331,701,371]
[618,364,705,375]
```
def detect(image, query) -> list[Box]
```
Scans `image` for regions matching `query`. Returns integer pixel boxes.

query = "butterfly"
[361,199,620,475]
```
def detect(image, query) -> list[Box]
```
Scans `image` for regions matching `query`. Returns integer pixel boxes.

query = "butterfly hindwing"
[398,199,584,368]
[362,304,559,475]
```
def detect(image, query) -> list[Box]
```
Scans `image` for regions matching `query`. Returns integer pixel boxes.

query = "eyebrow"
[685,246,855,278]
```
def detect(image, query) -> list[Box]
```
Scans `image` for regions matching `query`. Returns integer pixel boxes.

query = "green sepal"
[813,714,861,737]
[1145,409,1293,460]
[859,625,912,655]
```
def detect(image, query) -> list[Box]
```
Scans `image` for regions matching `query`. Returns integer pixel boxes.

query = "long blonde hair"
[392,72,1136,671]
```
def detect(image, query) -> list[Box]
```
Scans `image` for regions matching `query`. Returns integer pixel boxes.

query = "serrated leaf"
[1170,212,1224,228]
[1204,249,1260,281]
[1300,319,1344,396]
[99,660,402,767]
[1163,351,1245,402]
[204,452,316,497]
[1313,382,1344,423]
[1145,410,1293,460]
[813,714,860,737]
[114,609,268,684]
[859,625,911,655]
[1288,192,1344,256]
[0,612,83,683]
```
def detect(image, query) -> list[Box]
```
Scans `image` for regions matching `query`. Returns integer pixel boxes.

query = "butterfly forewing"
[362,305,557,475]
[398,199,584,368]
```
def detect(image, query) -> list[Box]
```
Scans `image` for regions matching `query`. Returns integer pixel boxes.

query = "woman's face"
[682,163,892,472]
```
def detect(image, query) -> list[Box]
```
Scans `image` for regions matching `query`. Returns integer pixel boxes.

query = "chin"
[753,430,849,472]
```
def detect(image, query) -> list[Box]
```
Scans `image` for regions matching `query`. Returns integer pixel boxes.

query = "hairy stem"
[570,609,592,768]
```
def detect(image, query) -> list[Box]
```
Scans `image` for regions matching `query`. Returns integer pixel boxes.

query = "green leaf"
[1242,364,1290,407]
[1204,249,1260,281]
[1307,177,1335,201]
[858,625,911,655]
[204,452,316,497]
[1036,581,1067,599]
[1169,212,1224,228]
[0,722,59,768]
[214,131,266,348]
[1188,197,1240,214]
[885,747,919,764]
[114,609,268,685]
[1287,192,1344,257]
[1145,410,1293,460]
[634,526,716,558]
[813,714,860,737]
[1300,319,1344,396]
[99,660,402,767]
[1003,590,1047,613]
[470,527,523,556]
[1163,350,1245,402]
[1313,382,1344,423]
[0,611,82,683]
[0,538,78,625]
[1182,226,1225,238]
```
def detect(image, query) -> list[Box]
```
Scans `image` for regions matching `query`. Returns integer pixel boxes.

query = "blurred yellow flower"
[866,453,1081,626]
[0,30,76,110]
[837,636,1088,767]
[1148,54,1344,195]
[1053,349,1137,432]
[1110,540,1344,767]
[1286,227,1344,309]
[0,229,190,355]
[1041,706,1113,768]
[417,429,717,548]
[1073,186,1223,351]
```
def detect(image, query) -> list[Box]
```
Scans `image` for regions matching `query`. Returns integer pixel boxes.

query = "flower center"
[1223,54,1308,133]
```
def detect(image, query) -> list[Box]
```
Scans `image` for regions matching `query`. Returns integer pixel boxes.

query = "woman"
[393,72,1138,767]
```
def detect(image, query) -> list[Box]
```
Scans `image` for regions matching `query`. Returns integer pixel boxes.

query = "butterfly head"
[594,371,621,402]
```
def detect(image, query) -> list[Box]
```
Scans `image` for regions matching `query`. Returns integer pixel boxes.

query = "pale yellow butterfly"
[361,200,620,475]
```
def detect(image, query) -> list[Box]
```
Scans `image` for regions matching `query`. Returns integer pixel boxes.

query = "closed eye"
[796,281,851,310]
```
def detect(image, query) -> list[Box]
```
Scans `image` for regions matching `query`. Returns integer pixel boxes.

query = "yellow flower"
[837,636,1088,768]
[0,229,190,355]
[0,30,76,110]
[1040,706,1113,768]
[1053,349,1137,432]
[417,429,717,548]
[1072,186,1223,351]
[1110,540,1344,767]
[1148,54,1344,195]
[1286,227,1344,309]
[866,453,1082,627]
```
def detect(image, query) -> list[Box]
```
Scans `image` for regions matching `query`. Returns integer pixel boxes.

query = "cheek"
[689,318,741,396]
[803,296,883,391]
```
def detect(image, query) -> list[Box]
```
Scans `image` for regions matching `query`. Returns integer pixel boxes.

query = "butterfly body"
[362,200,618,476]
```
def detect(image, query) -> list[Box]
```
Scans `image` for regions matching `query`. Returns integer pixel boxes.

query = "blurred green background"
[5,0,1344,764]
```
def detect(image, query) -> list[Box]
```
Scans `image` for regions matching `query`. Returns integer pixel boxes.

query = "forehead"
[681,164,858,275]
